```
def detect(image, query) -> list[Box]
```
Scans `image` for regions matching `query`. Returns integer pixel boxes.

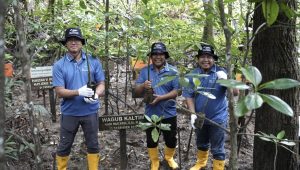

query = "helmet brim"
[148,51,170,59]
[60,36,86,45]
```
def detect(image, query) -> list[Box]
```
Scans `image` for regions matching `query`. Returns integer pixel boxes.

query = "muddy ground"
[5,89,253,170]
[4,63,253,170]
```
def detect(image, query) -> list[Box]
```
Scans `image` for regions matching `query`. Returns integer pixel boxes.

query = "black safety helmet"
[60,28,86,45]
[148,42,170,59]
[197,43,218,61]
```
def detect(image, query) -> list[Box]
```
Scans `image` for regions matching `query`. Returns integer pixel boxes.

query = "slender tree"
[104,0,110,115]
[13,2,42,169]
[0,0,7,168]
[201,0,214,44]
[217,0,239,169]
[252,0,299,169]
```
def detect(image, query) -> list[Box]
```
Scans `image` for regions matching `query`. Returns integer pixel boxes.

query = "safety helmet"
[197,43,218,61]
[148,42,170,59]
[60,28,86,45]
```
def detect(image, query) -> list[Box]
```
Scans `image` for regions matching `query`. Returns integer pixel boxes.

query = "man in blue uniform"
[53,28,105,170]
[134,42,179,170]
[183,43,230,170]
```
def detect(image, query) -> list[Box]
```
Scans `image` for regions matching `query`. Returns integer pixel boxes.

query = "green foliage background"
[4,0,258,68]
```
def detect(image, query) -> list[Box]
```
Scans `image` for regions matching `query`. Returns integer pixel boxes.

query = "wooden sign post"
[30,66,56,122]
[99,114,144,169]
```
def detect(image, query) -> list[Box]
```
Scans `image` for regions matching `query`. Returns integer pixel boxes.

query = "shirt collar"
[150,62,170,72]
[66,51,86,62]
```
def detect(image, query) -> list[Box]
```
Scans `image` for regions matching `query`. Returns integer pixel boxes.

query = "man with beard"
[134,42,179,170]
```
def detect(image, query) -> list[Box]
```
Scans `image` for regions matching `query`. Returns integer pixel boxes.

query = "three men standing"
[53,27,231,170]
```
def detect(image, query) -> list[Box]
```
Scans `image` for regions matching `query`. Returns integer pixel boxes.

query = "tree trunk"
[217,0,239,169]
[13,2,42,170]
[252,1,299,170]
[104,0,110,115]
[201,0,214,44]
[0,0,7,169]
[47,0,55,20]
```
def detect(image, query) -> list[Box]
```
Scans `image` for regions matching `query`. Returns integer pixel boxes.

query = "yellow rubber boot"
[56,155,69,170]
[87,153,100,170]
[189,150,209,170]
[148,147,160,170]
[164,146,178,169]
[213,159,225,170]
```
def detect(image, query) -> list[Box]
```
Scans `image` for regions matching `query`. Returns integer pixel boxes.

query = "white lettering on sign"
[30,66,53,78]
[99,114,144,131]
[31,77,53,90]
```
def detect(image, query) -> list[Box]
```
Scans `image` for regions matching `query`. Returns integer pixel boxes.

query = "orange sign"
[131,58,150,80]
[235,73,242,81]
[131,58,149,71]
[4,63,13,77]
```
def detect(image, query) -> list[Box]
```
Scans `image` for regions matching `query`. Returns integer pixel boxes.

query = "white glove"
[191,114,197,129]
[84,94,99,104]
[216,71,227,80]
[78,85,94,97]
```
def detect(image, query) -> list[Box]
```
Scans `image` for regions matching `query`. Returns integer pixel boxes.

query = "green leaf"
[258,78,300,90]
[158,123,171,131]
[179,77,189,87]
[270,134,277,142]
[142,0,149,5]
[258,131,270,137]
[260,94,294,117]
[224,0,237,3]
[262,0,279,26]
[241,66,262,88]
[19,144,25,153]
[259,136,273,142]
[279,140,296,146]
[279,2,296,19]
[79,0,87,9]
[137,122,153,131]
[145,115,152,122]
[193,78,201,87]
[276,130,285,139]
[151,128,159,142]
[151,114,161,123]
[155,75,177,88]
[217,79,250,89]
[185,73,209,79]
[85,10,96,15]
[244,93,263,110]
[257,132,273,142]
[235,99,249,117]
[198,91,216,99]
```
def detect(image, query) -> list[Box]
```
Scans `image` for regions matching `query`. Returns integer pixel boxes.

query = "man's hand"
[216,71,227,80]
[78,85,94,97]
[191,114,197,129]
[143,80,152,89]
[84,94,99,104]
[149,94,160,105]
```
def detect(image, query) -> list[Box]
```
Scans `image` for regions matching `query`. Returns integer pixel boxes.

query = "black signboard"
[99,114,144,131]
